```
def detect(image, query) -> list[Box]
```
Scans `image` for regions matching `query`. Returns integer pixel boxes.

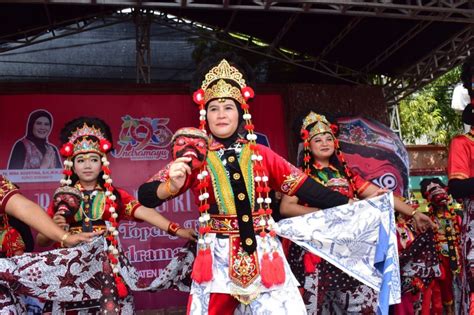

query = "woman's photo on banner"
[7,109,61,170]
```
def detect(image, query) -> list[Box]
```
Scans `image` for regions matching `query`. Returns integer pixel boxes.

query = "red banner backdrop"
[0,94,288,310]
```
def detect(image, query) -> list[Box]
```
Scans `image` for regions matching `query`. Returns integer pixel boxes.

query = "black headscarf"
[25,110,53,155]
[462,104,473,126]
[212,120,247,148]
[461,56,473,126]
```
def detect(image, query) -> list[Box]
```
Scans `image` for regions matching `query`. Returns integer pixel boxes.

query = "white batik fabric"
[0,238,108,314]
[0,237,196,314]
[233,287,307,315]
[302,269,319,314]
[188,233,306,315]
[274,192,401,315]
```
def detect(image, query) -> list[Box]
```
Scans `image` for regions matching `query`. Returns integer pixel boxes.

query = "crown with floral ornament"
[68,123,107,143]
[301,111,334,140]
[203,79,245,105]
[71,138,102,156]
[60,122,112,158]
[201,59,246,90]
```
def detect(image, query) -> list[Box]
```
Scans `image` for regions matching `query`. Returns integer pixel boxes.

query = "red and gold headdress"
[301,112,334,139]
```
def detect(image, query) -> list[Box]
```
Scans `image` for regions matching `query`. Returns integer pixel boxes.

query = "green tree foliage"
[399,67,464,145]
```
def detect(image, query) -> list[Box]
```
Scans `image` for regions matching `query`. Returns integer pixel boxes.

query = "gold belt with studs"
[208,213,265,235]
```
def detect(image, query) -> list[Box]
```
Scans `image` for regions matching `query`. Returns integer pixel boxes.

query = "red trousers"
[187,293,240,315]
[393,292,418,315]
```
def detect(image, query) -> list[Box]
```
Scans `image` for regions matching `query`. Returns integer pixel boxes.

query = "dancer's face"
[32,116,51,139]
[310,133,335,162]
[73,153,102,184]
[207,99,239,139]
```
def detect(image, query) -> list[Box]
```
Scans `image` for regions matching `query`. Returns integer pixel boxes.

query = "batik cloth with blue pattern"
[275,192,401,315]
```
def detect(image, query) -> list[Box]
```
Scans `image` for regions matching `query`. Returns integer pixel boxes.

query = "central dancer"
[138,54,350,314]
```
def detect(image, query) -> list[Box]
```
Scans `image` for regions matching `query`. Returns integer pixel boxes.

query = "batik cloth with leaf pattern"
[275,193,401,315]
[0,237,195,314]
